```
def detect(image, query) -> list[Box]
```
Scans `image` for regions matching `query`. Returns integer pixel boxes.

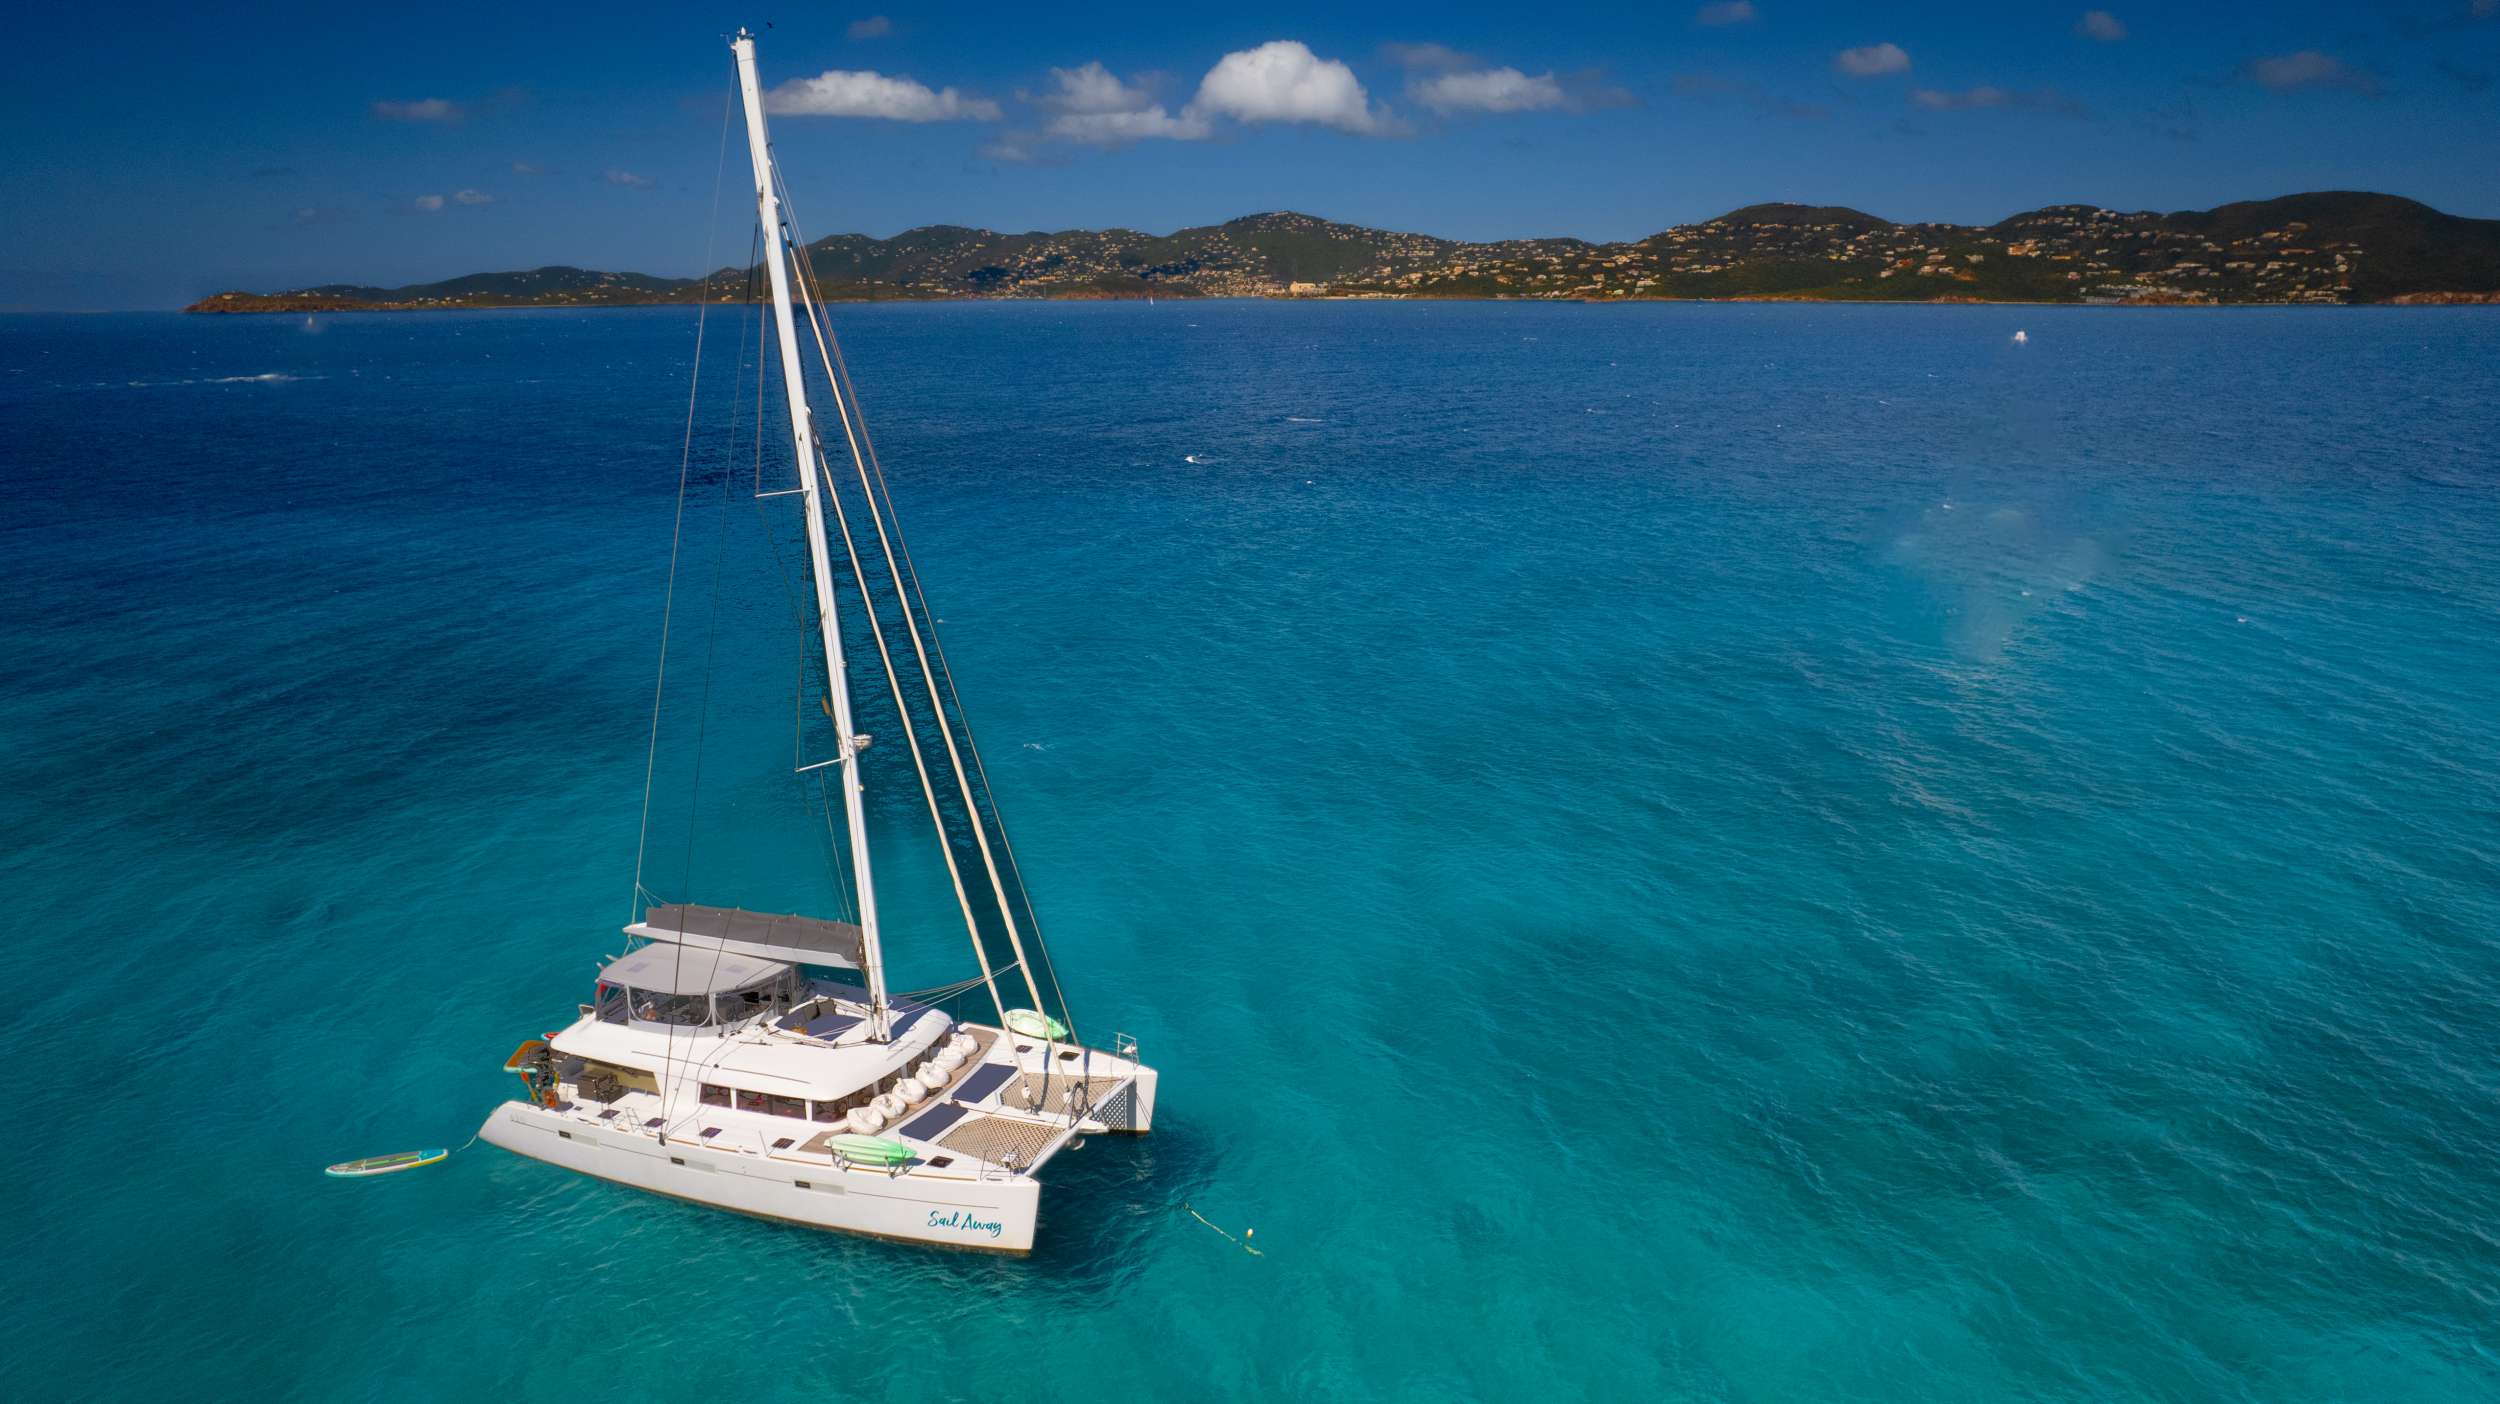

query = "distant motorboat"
[2013,330,2029,344]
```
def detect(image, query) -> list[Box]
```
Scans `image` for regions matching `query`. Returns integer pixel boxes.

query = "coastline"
[180,290,2498,314]
[170,194,2500,315]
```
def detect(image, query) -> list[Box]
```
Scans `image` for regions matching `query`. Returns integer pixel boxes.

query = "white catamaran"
[476,30,1156,1253]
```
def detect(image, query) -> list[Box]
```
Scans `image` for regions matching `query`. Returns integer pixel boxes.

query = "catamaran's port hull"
[478,1101,1042,1252]
[1098,1063,1159,1133]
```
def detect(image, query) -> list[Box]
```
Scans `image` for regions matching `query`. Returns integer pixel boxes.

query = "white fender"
[873,1091,907,1120]
[846,1105,883,1135]
[898,1076,930,1105]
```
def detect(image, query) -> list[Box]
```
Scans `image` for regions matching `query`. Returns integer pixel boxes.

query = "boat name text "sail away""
[928,1209,1005,1240]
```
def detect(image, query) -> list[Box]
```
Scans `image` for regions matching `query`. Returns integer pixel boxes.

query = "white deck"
[486,996,1157,1250]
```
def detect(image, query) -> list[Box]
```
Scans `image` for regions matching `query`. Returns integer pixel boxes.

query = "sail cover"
[628,904,865,971]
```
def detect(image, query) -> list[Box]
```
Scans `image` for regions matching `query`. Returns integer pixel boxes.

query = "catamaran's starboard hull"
[478,1102,1042,1252]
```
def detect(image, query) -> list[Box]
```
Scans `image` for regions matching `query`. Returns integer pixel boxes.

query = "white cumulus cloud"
[1013,41,1408,152]
[2076,10,2127,41]
[1043,60,1154,114]
[1834,43,1911,76]
[1410,66,1567,115]
[1049,107,1212,142]
[453,188,494,205]
[604,169,653,188]
[1033,62,1210,144]
[413,193,445,212]
[847,15,893,40]
[1697,1,1758,25]
[765,69,1002,121]
[1189,40,1392,134]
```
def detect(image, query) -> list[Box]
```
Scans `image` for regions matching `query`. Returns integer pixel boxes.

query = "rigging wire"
[628,95,1079,1077]
[734,224,861,930]
[835,335,1081,1042]
[758,159,1010,1025]
[628,84,737,932]
[771,161,1060,1030]
[773,175,1079,1039]
[805,421,1005,1021]
[647,71,737,1129]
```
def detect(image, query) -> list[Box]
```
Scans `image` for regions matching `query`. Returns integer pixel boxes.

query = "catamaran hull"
[477,1102,1042,1252]
[1103,1063,1158,1133]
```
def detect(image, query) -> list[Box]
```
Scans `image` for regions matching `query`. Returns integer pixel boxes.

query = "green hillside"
[187,193,2500,311]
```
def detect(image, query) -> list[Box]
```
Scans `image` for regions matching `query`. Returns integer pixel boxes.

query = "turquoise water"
[4,302,2498,1400]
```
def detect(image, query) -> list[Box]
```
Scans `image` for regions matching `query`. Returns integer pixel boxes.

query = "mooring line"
[1184,1202,1264,1256]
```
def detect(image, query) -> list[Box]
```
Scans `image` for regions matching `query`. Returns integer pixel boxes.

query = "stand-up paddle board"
[325,1148,448,1178]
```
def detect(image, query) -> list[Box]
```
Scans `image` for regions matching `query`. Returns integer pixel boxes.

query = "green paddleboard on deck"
[828,1135,913,1166]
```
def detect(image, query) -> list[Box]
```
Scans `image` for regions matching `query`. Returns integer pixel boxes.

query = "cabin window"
[630,991,711,1027]
[699,1084,731,1108]
[811,1101,844,1122]
[767,1094,806,1120]
[736,1089,768,1113]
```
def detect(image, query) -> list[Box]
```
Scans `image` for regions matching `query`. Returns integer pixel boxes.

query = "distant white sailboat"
[476,29,1156,1253]
[2013,329,2029,344]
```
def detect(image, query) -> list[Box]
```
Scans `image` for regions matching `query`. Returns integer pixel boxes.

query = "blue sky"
[4,1,2496,309]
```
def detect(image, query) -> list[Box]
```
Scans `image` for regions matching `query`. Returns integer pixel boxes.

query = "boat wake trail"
[124,372,317,387]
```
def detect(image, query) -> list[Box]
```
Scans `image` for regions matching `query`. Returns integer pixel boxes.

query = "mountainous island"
[188,192,2499,312]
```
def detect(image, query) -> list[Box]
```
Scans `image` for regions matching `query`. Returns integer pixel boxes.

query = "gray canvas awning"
[627,903,865,971]
[598,944,788,997]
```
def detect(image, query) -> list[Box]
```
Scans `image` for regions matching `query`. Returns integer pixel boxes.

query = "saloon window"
[630,991,711,1027]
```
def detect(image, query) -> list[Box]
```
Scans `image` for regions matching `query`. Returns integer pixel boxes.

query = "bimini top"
[627,903,864,971]
[598,943,788,997]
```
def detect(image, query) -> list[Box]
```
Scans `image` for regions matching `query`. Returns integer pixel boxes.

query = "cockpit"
[594,945,809,1031]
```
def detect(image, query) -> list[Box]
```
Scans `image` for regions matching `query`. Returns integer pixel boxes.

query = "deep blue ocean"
[4,301,2498,1400]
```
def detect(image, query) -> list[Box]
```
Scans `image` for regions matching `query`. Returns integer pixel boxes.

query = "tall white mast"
[731,30,891,1038]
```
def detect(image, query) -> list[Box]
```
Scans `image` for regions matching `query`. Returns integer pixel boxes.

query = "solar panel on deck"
[900,1103,970,1140]
[950,1063,1017,1106]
